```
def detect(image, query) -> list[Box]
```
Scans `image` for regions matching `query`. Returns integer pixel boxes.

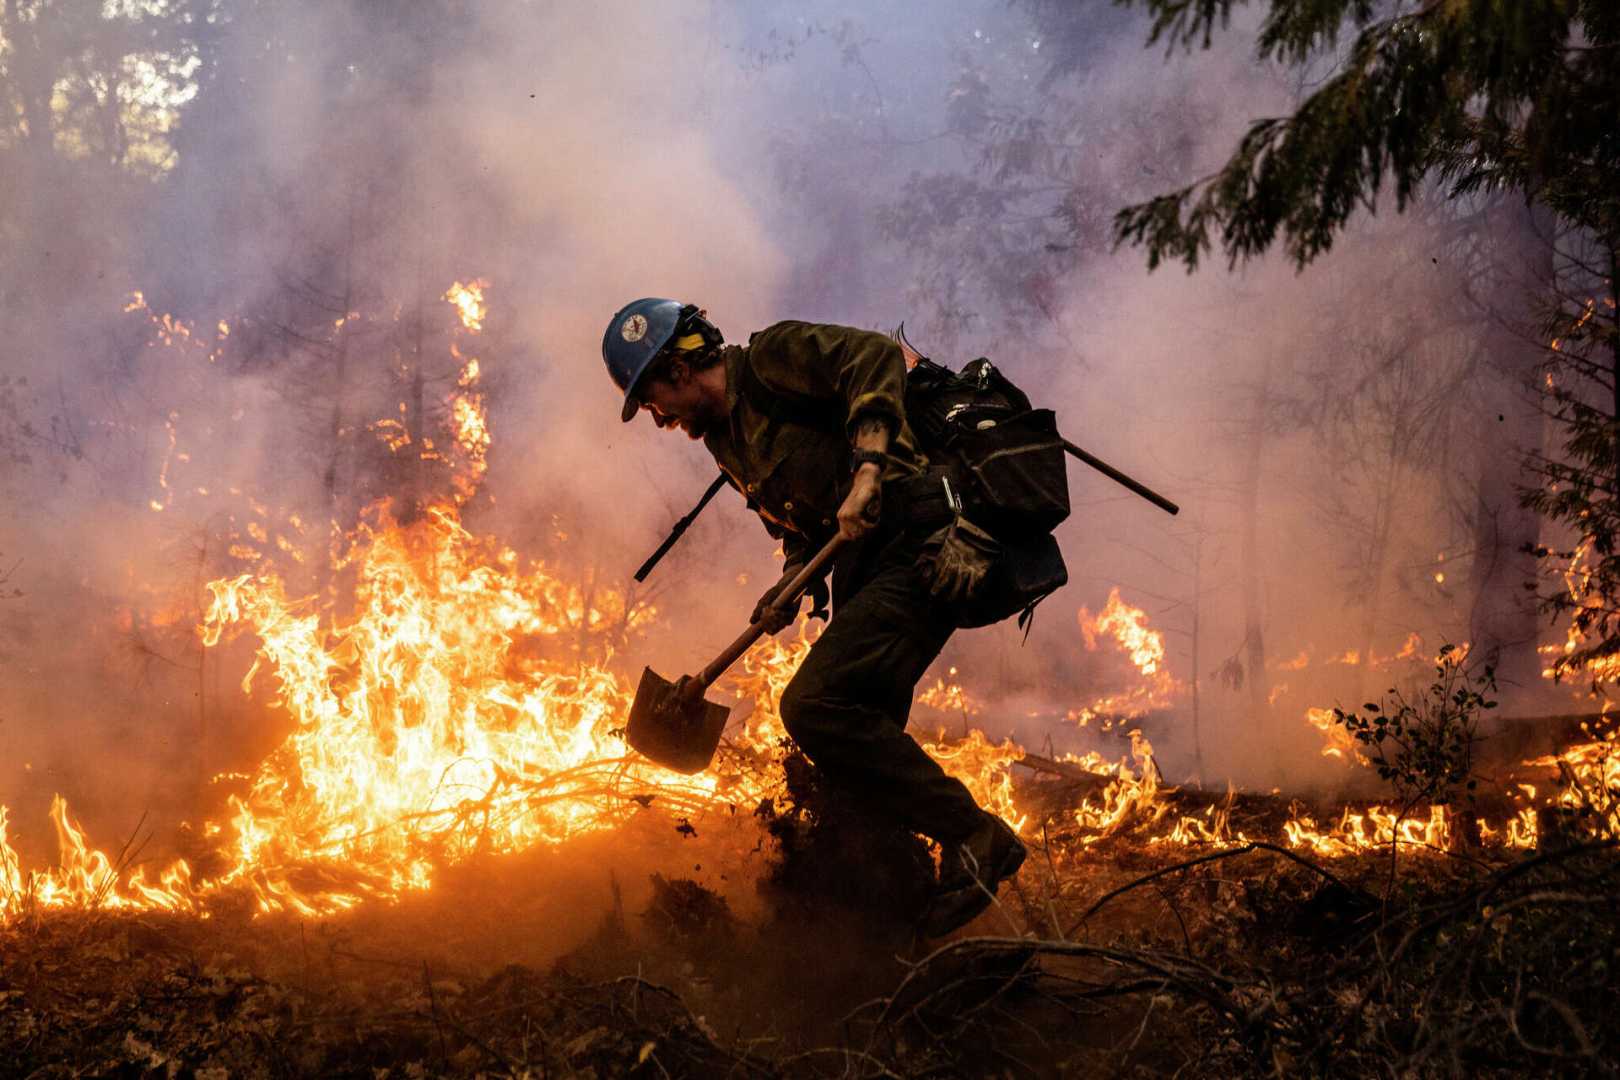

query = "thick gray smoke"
[0,0,1563,855]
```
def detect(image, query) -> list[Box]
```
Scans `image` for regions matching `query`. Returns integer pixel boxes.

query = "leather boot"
[919,812,1027,937]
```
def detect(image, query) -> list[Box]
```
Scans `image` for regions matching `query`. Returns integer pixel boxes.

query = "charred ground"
[3,758,1617,1079]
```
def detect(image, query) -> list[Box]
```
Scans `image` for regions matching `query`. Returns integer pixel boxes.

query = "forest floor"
[2,761,1617,1079]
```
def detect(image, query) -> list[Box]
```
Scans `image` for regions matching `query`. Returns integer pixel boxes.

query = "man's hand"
[837,464,883,540]
[840,414,892,541]
[751,563,804,634]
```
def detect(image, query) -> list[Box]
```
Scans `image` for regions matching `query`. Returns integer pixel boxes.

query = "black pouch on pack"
[907,358,1070,541]
[955,531,1069,629]
[954,407,1070,539]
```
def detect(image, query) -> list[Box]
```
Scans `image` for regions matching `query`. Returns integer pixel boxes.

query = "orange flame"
[1080,588,1165,676]
[919,729,1026,834]
[7,287,1618,923]
[1072,591,1182,728]
[1305,705,1367,764]
[444,279,490,333]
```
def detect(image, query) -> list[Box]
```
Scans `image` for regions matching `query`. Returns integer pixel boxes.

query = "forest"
[0,0,1616,1075]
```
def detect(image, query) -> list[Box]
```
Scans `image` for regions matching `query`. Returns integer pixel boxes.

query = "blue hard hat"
[604,298,685,423]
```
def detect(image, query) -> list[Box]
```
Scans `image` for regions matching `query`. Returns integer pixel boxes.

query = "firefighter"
[603,297,1025,936]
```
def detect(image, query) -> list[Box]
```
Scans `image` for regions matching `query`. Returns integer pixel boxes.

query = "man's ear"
[667,357,691,386]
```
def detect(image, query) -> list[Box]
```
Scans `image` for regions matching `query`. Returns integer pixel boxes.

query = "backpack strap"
[738,351,845,433]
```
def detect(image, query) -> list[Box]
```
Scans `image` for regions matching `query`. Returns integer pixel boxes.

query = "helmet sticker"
[620,314,649,342]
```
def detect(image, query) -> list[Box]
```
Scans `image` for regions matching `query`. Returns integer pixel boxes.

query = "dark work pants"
[777,532,987,847]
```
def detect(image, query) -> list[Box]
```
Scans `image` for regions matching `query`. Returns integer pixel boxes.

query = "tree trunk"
[323,197,358,508]
[7,0,56,161]
[1190,529,1205,783]
[1238,369,1272,747]
[1610,240,1620,485]
[1355,429,1401,701]
[1466,201,1553,693]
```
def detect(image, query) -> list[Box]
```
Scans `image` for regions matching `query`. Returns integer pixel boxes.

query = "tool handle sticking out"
[694,534,847,688]
[1061,439,1179,516]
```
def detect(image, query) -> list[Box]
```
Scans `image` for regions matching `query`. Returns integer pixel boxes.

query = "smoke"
[0,0,1568,860]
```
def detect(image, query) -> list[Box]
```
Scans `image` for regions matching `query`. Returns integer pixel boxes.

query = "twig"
[873,936,1251,1035]
[1386,840,1620,968]
[1039,817,1066,941]
[96,810,153,908]
[1066,842,1348,937]
[413,995,519,1074]
[773,1045,906,1079]
[423,960,450,1065]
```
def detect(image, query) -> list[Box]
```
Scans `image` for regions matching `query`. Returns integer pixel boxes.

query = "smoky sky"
[0,0,1566,851]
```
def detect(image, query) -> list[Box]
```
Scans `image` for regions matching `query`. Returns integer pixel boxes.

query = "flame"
[1525,730,1620,838]
[916,667,980,718]
[5,486,828,919]
[195,504,689,911]
[1156,783,1250,848]
[1,797,198,919]
[1071,591,1183,729]
[1282,804,1451,858]
[7,286,1619,923]
[444,279,490,333]
[1080,588,1164,676]
[1069,730,1163,841]
[919,729,1026,834]
[1540,544,1620,682]
[1305,705,1367,764]
[1268,633,1428,674]
[1380,632,1422,666]
[447,344,489,502]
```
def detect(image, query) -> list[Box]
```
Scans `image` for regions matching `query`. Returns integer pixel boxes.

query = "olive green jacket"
[703,321,926,565]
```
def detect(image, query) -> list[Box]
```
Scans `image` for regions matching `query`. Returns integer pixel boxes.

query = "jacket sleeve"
[756,322,908,437]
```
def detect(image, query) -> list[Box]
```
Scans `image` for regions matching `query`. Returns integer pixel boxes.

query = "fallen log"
[1013,752,1116,790]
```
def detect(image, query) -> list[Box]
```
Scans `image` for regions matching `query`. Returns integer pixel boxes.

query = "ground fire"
[4,280,1618,1076]
[2,288,1613,921]
[4,2,1619,1073]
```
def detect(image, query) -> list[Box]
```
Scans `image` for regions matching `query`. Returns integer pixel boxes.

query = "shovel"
[626,534,847,773]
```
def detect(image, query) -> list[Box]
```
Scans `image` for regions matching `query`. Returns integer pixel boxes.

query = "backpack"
[739,345,1071,629]
[902,355,1071,540]
[900,355,1070,628]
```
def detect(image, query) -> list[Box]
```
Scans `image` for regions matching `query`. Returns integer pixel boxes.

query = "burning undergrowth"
[5,287,1620,1075]
[3,798,1617,1077]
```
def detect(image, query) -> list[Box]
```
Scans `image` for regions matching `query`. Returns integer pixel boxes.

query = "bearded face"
[633,361,723,440]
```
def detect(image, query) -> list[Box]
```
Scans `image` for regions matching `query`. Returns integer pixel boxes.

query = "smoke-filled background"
[0,0,1562,852]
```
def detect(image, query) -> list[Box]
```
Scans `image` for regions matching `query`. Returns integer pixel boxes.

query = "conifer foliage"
[1112,0,1619,270]
[1116,0,1620,680]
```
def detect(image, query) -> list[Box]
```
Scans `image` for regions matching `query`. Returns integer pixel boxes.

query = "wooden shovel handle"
[693,534,847,689]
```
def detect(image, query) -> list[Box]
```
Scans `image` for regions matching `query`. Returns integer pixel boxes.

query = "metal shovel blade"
[625,666,731,774]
